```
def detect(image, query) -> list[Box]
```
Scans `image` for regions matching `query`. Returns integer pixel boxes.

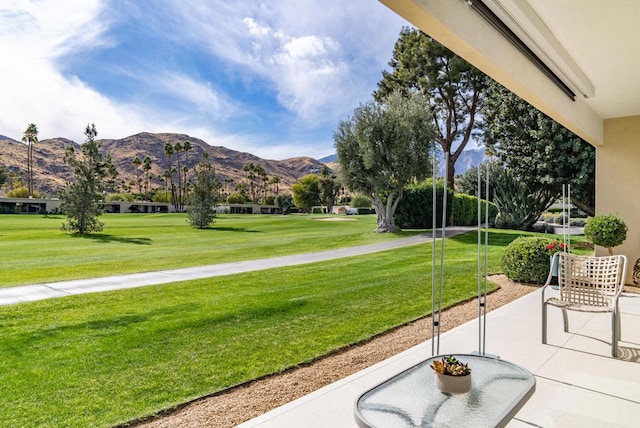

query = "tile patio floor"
[239,287,640,427]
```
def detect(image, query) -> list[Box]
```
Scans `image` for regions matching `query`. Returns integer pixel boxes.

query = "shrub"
[538,212,556,222]
[502,236,555,284]
[350,194,372,208]
[530,223,556,234]
[394,179,452,229]
[452,193,476,226]
[7,187,39,198]
[152,192,171,203]
[106,193,134,202]
[569,218,586,227]
[584,214,627,255]
[227,192,247,204]
[451,193,498,226]
[263,195,275,205]
[396,183,497,228]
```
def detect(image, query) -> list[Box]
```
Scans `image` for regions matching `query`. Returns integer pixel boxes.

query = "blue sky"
[0,0,409,159]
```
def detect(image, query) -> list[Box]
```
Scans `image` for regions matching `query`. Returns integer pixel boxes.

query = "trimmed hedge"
[452,193,498,226]
[394,180,453,229]
[502,236,554,284]
[395,180,497,229]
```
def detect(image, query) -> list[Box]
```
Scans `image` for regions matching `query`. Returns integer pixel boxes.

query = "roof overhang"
[379,0,640,147]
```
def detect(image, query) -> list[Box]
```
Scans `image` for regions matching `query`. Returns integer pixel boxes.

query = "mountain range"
[0,132,484,197]
[0,132,327,197]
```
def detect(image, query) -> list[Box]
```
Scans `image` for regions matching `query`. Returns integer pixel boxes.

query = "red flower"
[547,241,568,254]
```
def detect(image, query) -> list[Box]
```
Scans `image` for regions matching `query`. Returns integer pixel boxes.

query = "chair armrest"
[614,255,628,299]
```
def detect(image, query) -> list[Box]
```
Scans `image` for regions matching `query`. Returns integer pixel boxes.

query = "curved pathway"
[0,226,475,306]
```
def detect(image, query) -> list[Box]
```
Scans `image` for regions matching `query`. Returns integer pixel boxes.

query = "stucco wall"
[600,116,640,284]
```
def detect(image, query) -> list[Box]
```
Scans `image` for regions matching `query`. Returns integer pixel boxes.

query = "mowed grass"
[0,230,524,427]
[0,214,585,427]
[0,213,422,287]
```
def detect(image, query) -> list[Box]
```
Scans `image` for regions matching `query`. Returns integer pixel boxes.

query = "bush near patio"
[502,236,555,284]
[584,214,628,255]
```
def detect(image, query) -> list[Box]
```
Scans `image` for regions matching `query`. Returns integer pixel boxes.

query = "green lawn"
[0,213,421,287]
[0,214,588,427]
[0,229,530,427]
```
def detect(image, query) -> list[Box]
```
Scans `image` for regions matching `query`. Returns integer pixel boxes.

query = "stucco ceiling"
[503,0,640,120]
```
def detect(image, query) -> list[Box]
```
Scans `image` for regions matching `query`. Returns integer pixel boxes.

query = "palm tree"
[224,178,234,197]
[174,142,184,208]
[270,176,281,196]
[143,156,152,199]
[162,170,171,199]
[182,141,192,204]
[132,156,142,194]
[243,163,257,203]
[21,123,39,197]
[254,164,267,203]
[163,142,176,207]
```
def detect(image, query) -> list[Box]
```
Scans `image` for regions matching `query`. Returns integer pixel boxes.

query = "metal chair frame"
[542,252,627,357]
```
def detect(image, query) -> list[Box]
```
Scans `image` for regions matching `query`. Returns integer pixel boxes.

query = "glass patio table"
[354,354,535,428]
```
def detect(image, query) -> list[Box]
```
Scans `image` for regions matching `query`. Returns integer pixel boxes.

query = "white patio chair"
[542,252,627,357]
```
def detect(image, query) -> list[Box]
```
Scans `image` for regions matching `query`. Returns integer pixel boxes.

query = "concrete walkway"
[0,226,475,306]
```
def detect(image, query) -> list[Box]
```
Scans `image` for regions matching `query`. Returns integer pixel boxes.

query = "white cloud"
[243,17,270,38]
[165,0,408,126]
[0,0,143,141]
[148,72,241,120]
[0,0,408,158]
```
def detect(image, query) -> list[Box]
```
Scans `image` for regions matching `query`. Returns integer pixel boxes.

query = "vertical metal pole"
[477,165,482,354]
[431,153,437,356]
[437,154,448,355]
[562,185,567,247]
[483,160,489,355]
[567,184,571,252]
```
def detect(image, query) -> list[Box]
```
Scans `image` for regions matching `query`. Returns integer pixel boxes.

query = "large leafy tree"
[482,80,595,216]
[334,91,436,233]
[292,174,320,213]
[275,193,293,215]
[60,124,117,234]
[187,154,220,229]
[374,27,486,190]
[455,161,501,202]
[21,123,39,197]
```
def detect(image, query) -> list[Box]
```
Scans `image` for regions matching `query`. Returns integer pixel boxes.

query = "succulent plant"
[430,355,471,376]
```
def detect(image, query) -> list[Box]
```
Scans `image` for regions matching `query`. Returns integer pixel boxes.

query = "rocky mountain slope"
[0,132,327,197]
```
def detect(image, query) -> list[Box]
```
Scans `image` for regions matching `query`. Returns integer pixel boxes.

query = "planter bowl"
[435,372,471,394]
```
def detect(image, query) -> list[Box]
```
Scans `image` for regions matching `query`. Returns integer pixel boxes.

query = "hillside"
[0,133,328,197]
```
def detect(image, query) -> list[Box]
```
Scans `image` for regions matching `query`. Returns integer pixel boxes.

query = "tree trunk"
[372,192,401,233]
[571,198,595,218]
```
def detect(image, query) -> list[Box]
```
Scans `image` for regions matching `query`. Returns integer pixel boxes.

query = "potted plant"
[430,355,472,394]
[546,241,568,283]
[584,214,628,255]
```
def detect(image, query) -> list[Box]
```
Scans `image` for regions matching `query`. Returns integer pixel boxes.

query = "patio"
[239,286,640,427]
